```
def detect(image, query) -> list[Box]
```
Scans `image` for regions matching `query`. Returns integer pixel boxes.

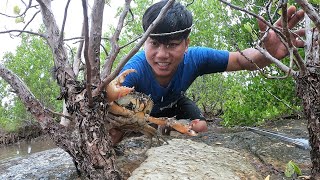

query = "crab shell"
[116,92,154,114]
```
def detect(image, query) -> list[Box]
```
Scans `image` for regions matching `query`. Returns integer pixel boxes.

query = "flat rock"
[129,139,261,180]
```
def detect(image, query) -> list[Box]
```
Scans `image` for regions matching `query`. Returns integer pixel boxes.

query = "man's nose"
[156,45,169,58]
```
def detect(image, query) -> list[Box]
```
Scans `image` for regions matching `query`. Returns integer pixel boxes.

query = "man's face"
[144,37,189,80]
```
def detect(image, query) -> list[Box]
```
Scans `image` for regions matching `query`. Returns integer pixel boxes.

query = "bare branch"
[88,0,105,85]
[296,0,320,30]
[73,24,85,77]
[81,0,93,107]
[0,64,54,128]
[120,35,142,49]
[256,46,298,77]
[0,0,37,18]
[46,107,74,121]
[281,2,306,75]
[36,0,75,87]
[101,0,132,79]
[218,0,287,42]
[13,10,41,37]
[59,0,72,42]
[0,29,46,38]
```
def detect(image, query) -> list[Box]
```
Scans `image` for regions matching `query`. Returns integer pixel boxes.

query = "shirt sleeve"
[186,47,229,76]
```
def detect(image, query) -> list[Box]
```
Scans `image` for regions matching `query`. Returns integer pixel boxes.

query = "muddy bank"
[179,118,311,179]
[0,124,43,146]
[0,118,311,179]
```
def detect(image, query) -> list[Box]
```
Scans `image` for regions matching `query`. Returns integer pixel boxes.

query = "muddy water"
[0,136,77,179]
[0,136,57,160]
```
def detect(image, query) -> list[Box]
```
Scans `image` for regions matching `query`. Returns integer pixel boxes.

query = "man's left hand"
[258,6,305,59]
[190,119,208,132]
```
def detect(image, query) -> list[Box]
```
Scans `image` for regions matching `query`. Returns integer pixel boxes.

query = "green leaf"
[105,0,111,5]
[285,161,302,177]
[15,17,24,23]
[13,5,20,14]
[244,22,253,34]
[309,0,320,5]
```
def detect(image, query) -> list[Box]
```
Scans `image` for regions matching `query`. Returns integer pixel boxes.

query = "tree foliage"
[0,33,61,131]
[185,0,301,125]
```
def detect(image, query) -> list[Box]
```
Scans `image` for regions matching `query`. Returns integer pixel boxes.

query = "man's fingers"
[292,29,306,48]
[274,6,297,27]
[258,16,267,32]
[287,9,304,29]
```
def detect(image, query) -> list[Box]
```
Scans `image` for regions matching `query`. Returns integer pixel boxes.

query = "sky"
[0,0,123,58]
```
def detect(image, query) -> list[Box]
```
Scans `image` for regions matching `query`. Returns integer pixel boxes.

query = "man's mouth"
[157,62,170,67]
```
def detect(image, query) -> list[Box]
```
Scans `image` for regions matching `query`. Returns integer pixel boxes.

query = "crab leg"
[147,116,197,136]
[106,69,136,102]
[108,103,134,117]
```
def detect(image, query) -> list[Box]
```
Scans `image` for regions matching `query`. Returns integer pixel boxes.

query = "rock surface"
[0,118,311,179]
[128,139,261,180]
[0,148,77,179]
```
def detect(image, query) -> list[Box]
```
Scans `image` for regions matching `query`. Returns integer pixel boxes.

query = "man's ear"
[185,38,190,52]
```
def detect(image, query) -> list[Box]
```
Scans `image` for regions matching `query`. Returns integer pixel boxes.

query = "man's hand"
[258,6,305,60]
[190,119,208,132]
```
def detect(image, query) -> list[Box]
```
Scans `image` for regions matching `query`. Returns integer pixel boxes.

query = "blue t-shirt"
[120,47,229,114]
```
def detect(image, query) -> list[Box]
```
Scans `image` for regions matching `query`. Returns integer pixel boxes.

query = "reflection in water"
[0,136,57,160]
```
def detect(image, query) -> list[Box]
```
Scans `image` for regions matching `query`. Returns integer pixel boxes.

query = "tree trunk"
[49,81,121,179]
[297,72,320,179]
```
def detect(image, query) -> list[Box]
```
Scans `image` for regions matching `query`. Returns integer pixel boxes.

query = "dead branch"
[88,0,105,85]
[81,0,93,107]
[220,0,306,78]
[36,0,75,87]
[0,29,46,38]
[14,10,41,37]
[59,0,71,42]
[101,0,132,79]
[73,25,85,77]
[0,64,55,128]
[256,46,298,76]
[296,0,320,30]
[281,3,306,75]
[0,0,37,18]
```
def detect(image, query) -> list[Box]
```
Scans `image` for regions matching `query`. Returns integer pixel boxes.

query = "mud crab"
[105,69,197,145]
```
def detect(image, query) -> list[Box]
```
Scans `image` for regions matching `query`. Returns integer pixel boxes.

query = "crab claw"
[171,122,198,136]
[106,69,136,102]
[148,117,198,136]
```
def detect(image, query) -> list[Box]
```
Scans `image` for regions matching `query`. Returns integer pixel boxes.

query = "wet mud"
[0,118,311,179]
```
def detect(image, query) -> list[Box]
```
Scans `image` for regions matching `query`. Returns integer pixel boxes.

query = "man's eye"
[150,41,159,46]
[167,43,178,48]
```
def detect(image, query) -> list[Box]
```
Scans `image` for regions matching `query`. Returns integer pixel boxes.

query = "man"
[117,1,304,135]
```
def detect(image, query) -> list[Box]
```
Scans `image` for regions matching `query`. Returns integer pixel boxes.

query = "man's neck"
[156,76,172,87]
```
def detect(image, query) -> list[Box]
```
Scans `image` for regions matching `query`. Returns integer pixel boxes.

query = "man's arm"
[226,6,305,72]
[226,49,271,71]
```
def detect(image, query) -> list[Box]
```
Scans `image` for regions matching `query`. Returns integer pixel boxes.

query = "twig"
[218,0,287,43]
[45,108,74,121]
[101,0,132,79]
[59,0,71,42]
[14,10,41,37]
[81,0,93,107]
[295,0,320,30]
[0,0,36,18]
[0,29,46,39]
